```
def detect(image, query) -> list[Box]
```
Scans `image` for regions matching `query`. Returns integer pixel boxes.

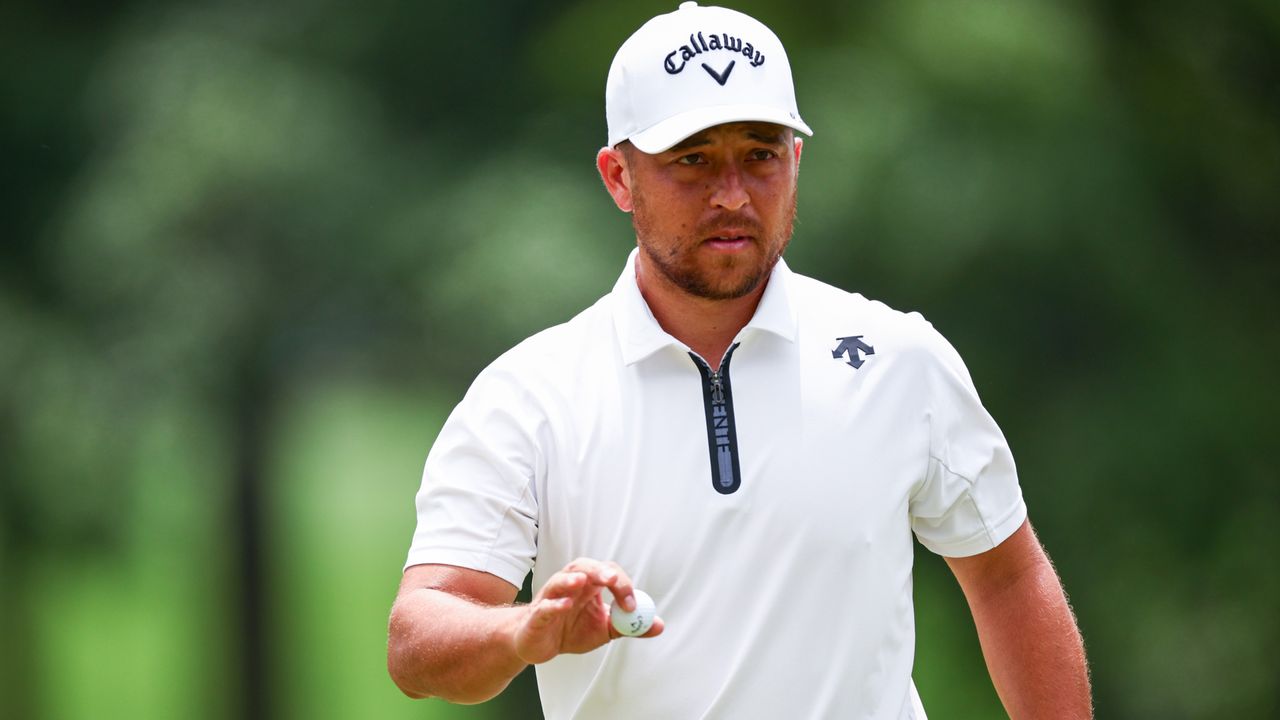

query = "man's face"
[613,122,801,301]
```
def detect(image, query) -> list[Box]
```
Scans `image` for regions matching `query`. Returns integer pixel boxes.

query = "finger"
[594,564,637,612]
[563,559,637,612]
[538,571,588,600]
[576,561,634,609]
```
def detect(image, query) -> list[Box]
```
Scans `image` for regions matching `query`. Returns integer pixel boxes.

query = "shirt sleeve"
[403,360,543,588]
[908,320,1026,557]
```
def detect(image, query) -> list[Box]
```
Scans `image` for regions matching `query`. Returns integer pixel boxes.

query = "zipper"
[690,343,742,495]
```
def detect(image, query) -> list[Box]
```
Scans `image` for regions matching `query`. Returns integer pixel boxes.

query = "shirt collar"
[612,248,798,366]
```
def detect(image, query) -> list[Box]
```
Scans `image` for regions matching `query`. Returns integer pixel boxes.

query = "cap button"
[679,1,698,9]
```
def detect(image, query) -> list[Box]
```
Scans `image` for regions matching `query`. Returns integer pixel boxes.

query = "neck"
[634,256,768,371]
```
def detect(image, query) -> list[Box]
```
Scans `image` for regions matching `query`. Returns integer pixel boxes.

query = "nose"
[709,161,749,211]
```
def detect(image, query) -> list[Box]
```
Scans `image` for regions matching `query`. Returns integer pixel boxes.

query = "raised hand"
[512,558,664,665]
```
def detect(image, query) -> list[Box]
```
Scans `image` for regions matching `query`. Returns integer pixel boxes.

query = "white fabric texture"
[406,250,1026,719]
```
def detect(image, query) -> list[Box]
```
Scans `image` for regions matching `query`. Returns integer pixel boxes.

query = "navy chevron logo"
[701,60,735,86]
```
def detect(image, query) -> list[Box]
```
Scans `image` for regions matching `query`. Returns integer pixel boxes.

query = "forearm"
[964,555,1092,719]
[387,588,528,703]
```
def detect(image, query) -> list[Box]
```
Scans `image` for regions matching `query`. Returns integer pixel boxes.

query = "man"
[387,3,1092,718]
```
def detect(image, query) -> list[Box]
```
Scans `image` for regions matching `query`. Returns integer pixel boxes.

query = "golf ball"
[609,589,656,637]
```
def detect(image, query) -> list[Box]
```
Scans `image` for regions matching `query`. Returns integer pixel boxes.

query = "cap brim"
[628,104,813,154]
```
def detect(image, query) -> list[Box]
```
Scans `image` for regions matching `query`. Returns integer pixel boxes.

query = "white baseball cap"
[605,2,813,153]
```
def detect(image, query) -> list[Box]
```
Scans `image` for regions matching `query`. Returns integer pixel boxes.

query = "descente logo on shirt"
[664,32,766,74]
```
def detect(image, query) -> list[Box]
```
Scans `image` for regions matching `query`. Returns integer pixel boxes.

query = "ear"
[597,146,634,213]
[793,137,803,168]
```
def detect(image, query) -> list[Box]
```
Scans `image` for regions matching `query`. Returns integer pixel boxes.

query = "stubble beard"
[631,187,798,301]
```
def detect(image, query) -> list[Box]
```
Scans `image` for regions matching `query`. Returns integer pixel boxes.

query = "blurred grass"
[27,402,233,719]
[269,379,494,719]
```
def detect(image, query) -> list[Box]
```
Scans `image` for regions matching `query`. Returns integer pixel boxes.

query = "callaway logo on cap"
[605,1,813,153]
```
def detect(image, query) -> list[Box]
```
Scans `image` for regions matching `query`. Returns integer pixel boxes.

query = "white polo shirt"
[407,250,1026,720]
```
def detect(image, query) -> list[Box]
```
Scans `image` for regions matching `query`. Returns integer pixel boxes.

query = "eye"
[675,153,706,166]
[748,148,778,161]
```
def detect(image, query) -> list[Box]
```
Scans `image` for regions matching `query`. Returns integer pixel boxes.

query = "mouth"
[702,233,755,251]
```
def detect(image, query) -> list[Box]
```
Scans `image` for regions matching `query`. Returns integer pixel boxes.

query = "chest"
[532,336,928,591]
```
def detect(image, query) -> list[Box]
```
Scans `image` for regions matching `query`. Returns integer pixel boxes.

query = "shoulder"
[787,270,949,354]
[787,269,985,410]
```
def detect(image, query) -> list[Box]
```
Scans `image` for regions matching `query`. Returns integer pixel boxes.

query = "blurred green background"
[2,0,1277,718]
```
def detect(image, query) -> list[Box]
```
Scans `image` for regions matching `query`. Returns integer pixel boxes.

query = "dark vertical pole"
[232,358,272,720]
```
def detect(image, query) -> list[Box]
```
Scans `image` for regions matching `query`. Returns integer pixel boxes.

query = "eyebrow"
[669,135,712,152]
[745,129,786,145]
[668,128,788,152]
